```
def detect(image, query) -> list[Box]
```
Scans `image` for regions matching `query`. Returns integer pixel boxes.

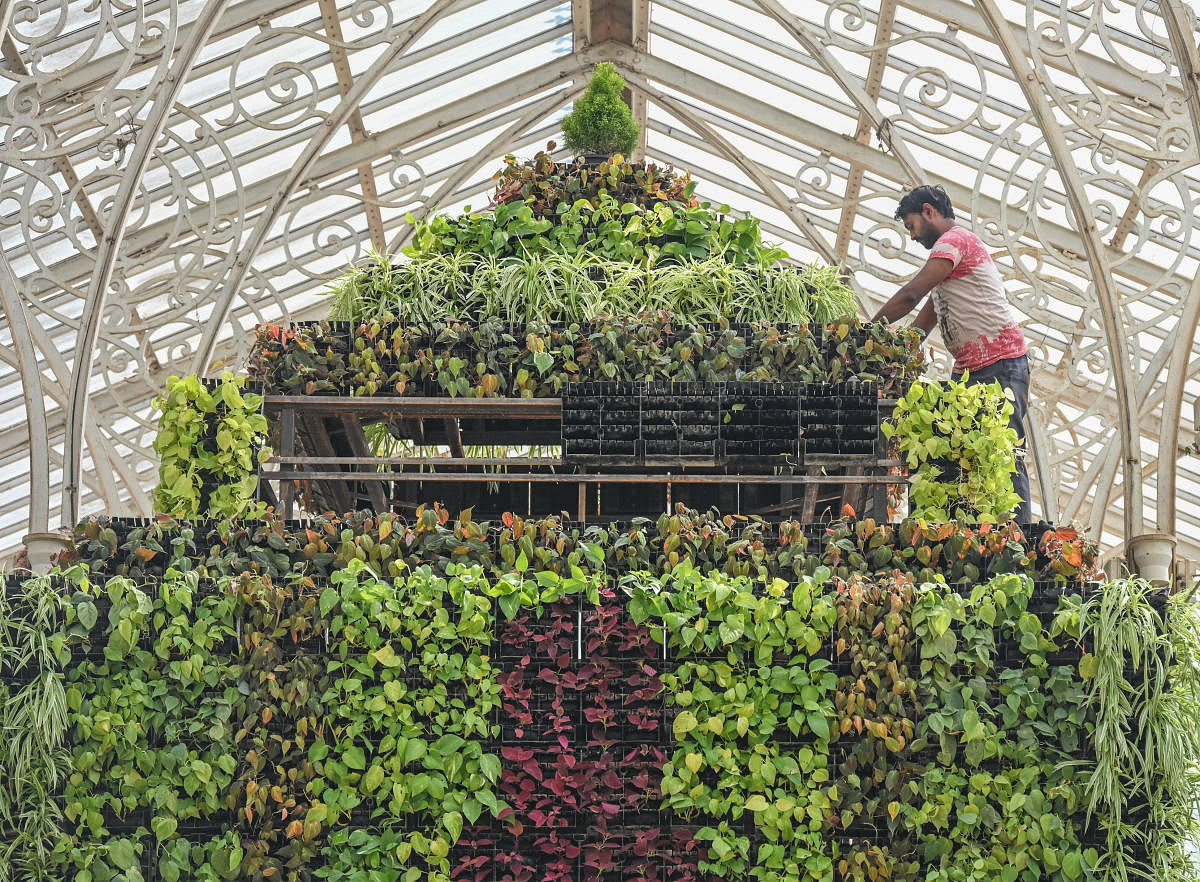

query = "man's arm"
[871,257,954,323]
[912,297,937,335]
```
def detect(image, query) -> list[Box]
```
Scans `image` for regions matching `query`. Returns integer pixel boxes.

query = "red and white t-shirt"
[928,226,1026,374]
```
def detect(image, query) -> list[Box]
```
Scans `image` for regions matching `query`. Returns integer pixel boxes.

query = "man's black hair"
[895,185,955,221]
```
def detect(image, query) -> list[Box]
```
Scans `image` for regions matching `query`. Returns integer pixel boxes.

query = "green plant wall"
[3,511,1196,882]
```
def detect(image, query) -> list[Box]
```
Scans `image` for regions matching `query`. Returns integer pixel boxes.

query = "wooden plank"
[280,406,296,519]
[443,418,466,459]
[340,413,391,514]
[298,414,354,513]
[801,468,820,523]
[273,470,906,485]
[263,396,562,419]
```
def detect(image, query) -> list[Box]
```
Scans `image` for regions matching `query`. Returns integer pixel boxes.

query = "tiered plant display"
[4,509,1198,881]
[9,126,1197,882]
[250,317,923,401]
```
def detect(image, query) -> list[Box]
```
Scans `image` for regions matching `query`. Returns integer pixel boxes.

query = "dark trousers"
[954,355,1031,524]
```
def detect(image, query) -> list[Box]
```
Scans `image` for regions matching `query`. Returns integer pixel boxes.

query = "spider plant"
[0,571,72,882]
[325,250,862,327]
[797,262,858,325]
[327,246,400,321]
[764,267,812,325]
[1081,577,1200,882]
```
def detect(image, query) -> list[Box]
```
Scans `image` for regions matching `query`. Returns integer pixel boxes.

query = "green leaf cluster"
[152,372,271,520]
[253,314,923,402]
[882,377,1022,523]
[403,194,786,268]
[631,564,838,881]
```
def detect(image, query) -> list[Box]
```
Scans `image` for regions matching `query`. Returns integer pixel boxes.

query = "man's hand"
[872,257,954,323]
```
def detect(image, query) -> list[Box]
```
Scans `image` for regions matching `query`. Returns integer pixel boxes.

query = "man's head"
[895,185,955,250]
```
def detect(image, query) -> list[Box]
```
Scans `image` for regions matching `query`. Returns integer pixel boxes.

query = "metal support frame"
[1156,0,1200,536]
[386,83,586,252]
[191,1,495,375]
[61,0,231,525]
[0,253,50,534]
[317,0,386,252]
[752,0,922,187]
[834,0,897,263]
[974,0,1142,548]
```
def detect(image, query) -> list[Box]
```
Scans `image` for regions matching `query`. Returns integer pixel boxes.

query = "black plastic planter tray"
[564,382,645,466]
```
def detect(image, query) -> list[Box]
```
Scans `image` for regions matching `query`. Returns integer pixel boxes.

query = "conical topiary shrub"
[562,62,640,159]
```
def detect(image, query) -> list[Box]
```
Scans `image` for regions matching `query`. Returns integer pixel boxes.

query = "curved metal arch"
[386,80,588,254]
[615,54,845,268]
[190,0,456,378]
[751,0,923,188]
[619,75,843,272]
[61,0,232,525]
[1156,0,1200,535]
[0,254,50,534]
[974,0,1142,548]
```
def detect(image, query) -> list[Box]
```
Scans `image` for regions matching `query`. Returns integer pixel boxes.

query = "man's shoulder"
[937,225,983,247]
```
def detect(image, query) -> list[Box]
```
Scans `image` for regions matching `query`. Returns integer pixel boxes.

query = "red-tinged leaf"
[557,735,569,750]
[601,802,619,816]
[522,760,543,782]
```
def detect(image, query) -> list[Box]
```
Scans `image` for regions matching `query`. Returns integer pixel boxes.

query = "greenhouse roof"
[2,0,1199,569]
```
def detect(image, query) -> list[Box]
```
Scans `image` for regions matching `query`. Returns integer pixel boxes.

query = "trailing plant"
[1079,577,1200,882]
[630,564,839,882]
[561,63,640,158]
[152,372,271,519]
[882,377,1022,523]
[0,570,78,882]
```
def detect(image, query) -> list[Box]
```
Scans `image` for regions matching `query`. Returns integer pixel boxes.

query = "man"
[872,185,1031,523]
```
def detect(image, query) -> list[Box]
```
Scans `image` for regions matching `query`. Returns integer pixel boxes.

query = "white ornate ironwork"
[1,0,1199,567]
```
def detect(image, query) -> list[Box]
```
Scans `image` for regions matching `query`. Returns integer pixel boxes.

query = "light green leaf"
[443,810,463,843]
[745,795,769,812]
[363,765,386,792]
[109,839,137,871]
[319,587,339,617]
[151,816,178,841]
[673,710,698,740]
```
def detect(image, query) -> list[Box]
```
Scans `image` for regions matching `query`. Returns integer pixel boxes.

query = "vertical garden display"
[5,511,1197,881]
